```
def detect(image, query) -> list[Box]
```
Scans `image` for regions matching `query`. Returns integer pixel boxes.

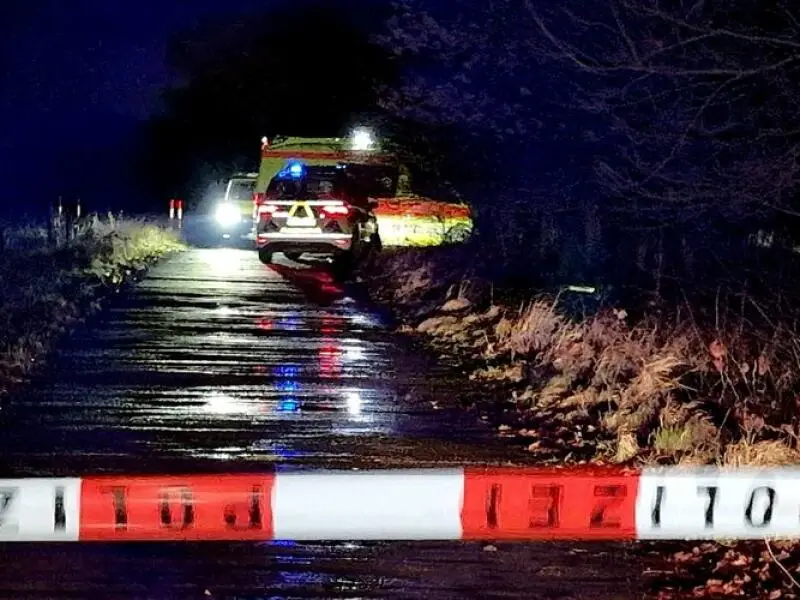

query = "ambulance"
[253,130,473,265]
[253,131,391,265]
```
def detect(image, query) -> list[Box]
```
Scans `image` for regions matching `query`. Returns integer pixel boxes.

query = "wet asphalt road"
[0,248,649,599]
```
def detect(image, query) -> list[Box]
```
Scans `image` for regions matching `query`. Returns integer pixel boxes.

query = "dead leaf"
[709,340,727,360]
[440,297,471,312]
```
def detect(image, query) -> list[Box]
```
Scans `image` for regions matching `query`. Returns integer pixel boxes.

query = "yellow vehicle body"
[374,196,472,247]
[256,137,473,247]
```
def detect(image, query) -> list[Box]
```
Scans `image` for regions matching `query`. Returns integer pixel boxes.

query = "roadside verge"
[361,243,800,599]
[0,216,184,399]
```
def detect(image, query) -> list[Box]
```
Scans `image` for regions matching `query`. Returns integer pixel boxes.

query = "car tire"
[258,248,273,265]
[370,232,382,254]
[351,224,367,260]
[284,252,303,262]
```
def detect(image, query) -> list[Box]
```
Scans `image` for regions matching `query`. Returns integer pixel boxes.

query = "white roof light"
[351,128,375,151]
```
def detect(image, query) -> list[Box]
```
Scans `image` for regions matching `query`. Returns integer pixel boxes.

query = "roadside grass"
[364,244,800,599]
[0,215,184,396]
[365,244,800,468]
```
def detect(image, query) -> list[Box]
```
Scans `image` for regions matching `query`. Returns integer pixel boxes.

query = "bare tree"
[527,0,800,240]
[380,0,800,293]
[378,1,607,279]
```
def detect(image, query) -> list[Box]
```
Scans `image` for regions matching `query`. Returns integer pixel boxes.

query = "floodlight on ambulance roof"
[351,127,375,151]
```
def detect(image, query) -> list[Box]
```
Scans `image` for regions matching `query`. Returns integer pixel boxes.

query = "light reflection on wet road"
[0,248,647,599]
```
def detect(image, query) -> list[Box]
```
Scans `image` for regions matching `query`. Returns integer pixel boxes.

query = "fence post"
[64,208,72,243]
[48,200,57,247]
[63,199,78,243]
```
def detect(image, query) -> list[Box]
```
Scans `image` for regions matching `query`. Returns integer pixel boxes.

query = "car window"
[341,164,398,197]
[227,180,255,202]
[267,172,340,200]
[267,178,289,197]
[304,175,338,198]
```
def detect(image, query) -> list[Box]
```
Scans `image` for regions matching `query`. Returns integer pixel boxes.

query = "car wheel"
[258,248,273,265]
[350,225,366,260]
[370,232,382,254]
[284,252,303,262]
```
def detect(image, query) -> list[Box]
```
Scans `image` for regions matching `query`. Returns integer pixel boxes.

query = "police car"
[254,161,388,266]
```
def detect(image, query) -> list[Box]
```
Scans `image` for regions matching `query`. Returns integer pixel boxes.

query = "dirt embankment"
[361,244,800,599]
[0,216,184,399]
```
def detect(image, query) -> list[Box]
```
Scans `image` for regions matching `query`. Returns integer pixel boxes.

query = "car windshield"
[227,180,255,202]
[266,165,398,203]
[304,171,338,198]
[267,169,340,200]
[267,178,302,199]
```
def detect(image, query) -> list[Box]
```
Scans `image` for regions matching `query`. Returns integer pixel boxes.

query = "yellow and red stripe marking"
[260,149,394,164]
[373,197,473,247]
[0,467,792,541]
[374,197,471,220]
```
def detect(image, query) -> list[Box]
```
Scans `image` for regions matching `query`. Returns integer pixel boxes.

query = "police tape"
[0,467,797,542]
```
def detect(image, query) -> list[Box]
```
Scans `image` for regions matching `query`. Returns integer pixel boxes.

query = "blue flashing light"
[288,161,304,177]
[277,161,305,179]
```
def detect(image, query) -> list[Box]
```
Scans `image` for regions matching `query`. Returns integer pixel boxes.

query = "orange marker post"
[461,467,639,540]
[79,474,275,541]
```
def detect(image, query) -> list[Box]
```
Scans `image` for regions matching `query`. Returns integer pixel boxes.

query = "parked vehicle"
[255,161,386,266]
[252,131,473,261]
[214,173,257,240]
[253,133,392,266]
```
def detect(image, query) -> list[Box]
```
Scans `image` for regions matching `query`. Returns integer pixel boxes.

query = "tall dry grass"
[370,246,800,466]
[0,214,183,395]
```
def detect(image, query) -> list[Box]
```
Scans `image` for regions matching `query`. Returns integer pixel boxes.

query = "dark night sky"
[0,0,279,217]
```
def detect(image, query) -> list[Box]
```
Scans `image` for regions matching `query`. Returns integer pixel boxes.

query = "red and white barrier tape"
[0,467,794,542]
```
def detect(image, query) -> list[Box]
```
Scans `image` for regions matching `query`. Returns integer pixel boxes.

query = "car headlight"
[215,203,241,227]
